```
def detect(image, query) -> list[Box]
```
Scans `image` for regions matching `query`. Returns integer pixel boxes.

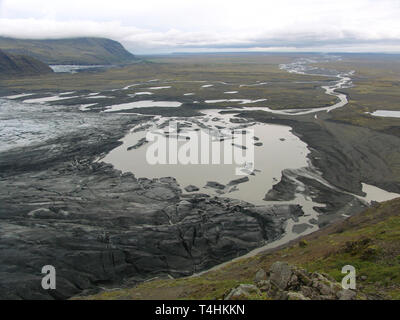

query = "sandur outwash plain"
[0,43,400,300]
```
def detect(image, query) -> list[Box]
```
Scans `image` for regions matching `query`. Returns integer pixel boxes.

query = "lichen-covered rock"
[251,262,359,300]
[300,285,315,299]
[269,261,293,290]
[257,280,272,292]
[337,289,357,300]
[296,269,313,286]
[225,284,261,300]
[254,269,267,283]
[287,291,310,300]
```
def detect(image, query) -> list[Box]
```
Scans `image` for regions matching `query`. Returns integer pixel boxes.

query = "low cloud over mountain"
[1,0,400,53]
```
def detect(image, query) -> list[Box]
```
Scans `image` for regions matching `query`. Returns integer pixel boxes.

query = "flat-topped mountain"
[0,37,137,65]
[0,49,54,76]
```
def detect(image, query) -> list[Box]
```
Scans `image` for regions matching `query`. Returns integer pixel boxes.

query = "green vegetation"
[0,49,53,76]
[0,36,137,65]
[76,198,400,300]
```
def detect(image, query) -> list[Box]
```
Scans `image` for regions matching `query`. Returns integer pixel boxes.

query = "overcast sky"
[1,0,400,54]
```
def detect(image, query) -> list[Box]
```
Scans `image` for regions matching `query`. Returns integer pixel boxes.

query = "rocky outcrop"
[225,262,358,300]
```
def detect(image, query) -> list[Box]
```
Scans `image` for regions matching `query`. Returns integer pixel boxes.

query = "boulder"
[337,289,357,300]
[269,261,293,290]
[315,281,333,296]
[256,280,272,292]
[287,291,310,300]
[225,284,261,300]
[296,269,312,286]
[254,269,267,283]
[300,285,315,298]
[252,262,359,300]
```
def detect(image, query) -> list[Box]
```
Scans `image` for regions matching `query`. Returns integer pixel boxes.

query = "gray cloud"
[1,0,400,53]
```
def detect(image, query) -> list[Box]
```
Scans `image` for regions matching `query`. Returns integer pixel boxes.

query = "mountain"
[0,49,53,76]
[0,37,137,65]
[78,197,400,300]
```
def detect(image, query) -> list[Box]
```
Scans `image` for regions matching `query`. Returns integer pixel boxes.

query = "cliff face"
[0,49,54,76]
[0,37,138,65]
